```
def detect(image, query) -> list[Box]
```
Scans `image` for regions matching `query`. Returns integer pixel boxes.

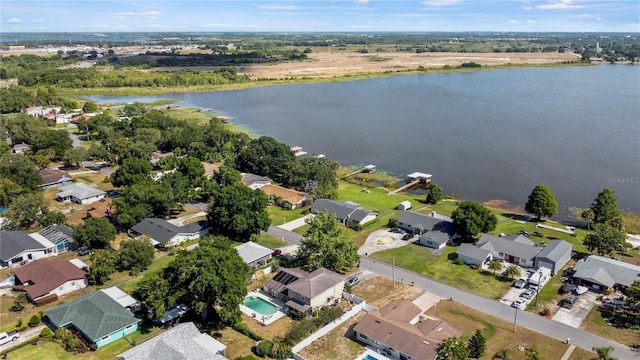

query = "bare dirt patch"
[351,276,422,308]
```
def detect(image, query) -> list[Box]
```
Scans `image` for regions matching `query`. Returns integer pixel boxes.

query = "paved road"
[167,212,206,226]
[0,324,45,352]
[265,226,302,245]
[69,133,83,148]
[359,256,638,359]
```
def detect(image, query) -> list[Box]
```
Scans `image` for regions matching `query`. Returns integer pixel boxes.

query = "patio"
[239,289,287,326]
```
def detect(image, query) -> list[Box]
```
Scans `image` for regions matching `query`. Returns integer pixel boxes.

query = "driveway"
[167,211,206,226]
[0,324,45,352]
[358,229,412,256]
[278,214,314,231]
[552,292,599,328]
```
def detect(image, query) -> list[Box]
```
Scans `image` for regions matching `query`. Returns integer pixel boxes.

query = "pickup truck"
[0,330,20,346]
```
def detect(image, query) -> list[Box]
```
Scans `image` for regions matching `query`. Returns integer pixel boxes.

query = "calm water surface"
[86,65,640,215]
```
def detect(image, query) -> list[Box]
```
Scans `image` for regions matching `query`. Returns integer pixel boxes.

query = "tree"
[82,100,99,113]
[0,154,41,190]
[583,223,625,257]
[212,165,241,187]
[236,136,296,183]
[426,182,444,205]
[297,211,360,273]
[504,264,521,280]
[89,250,119,285]
[436,336,469,360]
[0,178,24,207]
[451,201,497,238]
[525,346,543,360]
[40,211,67,227]
[119,238,155,274]
[62,147,88,168]
[111,157,152,187]
[525,184,558,219]
[488,260,502,275]
[30,130,72,160]
[581,208,594,232]
[3,193,47,230]
[591,346,616,360]
[591,188,622,226]
[136,236,249,325]
[625,280,640,309]
[113,180,177,229]
[467,329,487,359]
[73,217,116,249]
[207,183,271,240]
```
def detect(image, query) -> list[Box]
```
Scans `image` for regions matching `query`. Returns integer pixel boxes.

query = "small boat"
[575,286,588,295]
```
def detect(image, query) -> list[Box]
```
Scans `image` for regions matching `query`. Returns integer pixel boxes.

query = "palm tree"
[591,346,616,360]
[488,260,502,275]
[504,264,521,280]
[582,208,594,232]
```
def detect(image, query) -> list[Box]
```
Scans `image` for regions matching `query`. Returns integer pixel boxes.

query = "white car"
[511,298,527,309]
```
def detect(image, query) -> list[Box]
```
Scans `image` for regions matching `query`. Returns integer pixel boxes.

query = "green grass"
[336,181,423,217]
[417,199,459,218]
[255,233,287,249]
[266,205,307,225]
[117,254,175,294]
[371,244,512,299]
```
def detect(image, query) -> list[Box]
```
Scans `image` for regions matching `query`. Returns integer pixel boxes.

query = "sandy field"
[231,52,581,79]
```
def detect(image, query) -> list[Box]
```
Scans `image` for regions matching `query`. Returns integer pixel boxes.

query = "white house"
[12,259,87,303]
[57,183,106,205]
[130,218,210,247]
[0,231,58,268]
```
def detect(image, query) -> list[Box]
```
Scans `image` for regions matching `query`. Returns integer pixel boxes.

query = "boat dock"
[338,164,376,180]
[387,172,432,195]
[290,146,307,157]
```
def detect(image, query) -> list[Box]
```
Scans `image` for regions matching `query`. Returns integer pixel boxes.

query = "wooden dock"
[338,165,376,180]
[387,179,420,195]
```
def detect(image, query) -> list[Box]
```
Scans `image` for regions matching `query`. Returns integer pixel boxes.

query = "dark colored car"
[390,227,403,234]
[271,249,282,256]
[563,294,578,309]
[560,283,577,294]
[402,233,413,240]
[77,247,93,256]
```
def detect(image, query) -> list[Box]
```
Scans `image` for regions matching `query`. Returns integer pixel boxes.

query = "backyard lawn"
[371,244,513,300]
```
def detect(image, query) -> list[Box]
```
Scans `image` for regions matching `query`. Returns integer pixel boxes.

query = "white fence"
[291,301,367,360]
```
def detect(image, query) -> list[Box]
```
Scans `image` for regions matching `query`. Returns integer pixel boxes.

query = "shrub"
[233,323,262,342]
[256,340,273,357]
[28,314,41,327]
[387,218,400,228]
[604,288,614,296]
[461,62,482,68]
[270,341,292,360]
[15,318,22,329]
[539,306,551,316]
[40,327,53,339]
[454,257,465,265]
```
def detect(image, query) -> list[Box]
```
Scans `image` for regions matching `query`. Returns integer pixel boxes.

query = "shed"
[535,239,572,275]
[396,201,412,211]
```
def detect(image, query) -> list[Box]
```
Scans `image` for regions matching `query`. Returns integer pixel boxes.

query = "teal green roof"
[45,290,139,342]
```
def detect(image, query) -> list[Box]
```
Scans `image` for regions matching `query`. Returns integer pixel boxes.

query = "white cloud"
[31,18,45,23]
[140,11,161,19]
[536,0,583,10]
[258,4,300,10]
[7,17,22,23]
[355,0,369,3]
[421,0,462,6]
[113,11,135,19]
[527,20,539,23]
[508,19,518,23]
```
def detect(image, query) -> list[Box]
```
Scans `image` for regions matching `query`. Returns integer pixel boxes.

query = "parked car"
[271,249,282,256]
[389,227,403,234]
[511,298,527,309]
[513,279,527,289]
[528,283,540,291]
[560,283,577,294]
[603,299,628,308]
[519,230,530,237]
[0,330,20,346]
[563,294,578,309]
[346,276,361,287]
[77,247,93,256]
[533,231,544,237]
[402,233,413,240]
[521,289,535,299]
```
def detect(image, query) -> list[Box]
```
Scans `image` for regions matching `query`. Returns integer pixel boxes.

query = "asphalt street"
[359,256,638,359]
[265,226,303,245]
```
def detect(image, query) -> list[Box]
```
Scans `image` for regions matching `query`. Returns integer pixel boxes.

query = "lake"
[84,64,640,216]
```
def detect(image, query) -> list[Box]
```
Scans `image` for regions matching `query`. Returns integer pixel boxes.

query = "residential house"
[201,162,220,179]
[572,255,640,292]
[39,168,73,189]
[44,290,140,348]
[101,286,140,312]
[455,244,492,266]
[458,234,541,268]
[150,152,174,167]
[240,173,272,190]
[12,143,29,154]
[57,182,106,205]
[130,218,209,247]
[0,231,57,267]
[79,161,111,171]
[38,224,75,252]
[44,112,72,124]
[265,267,344,313]
[260,184,309,209]
[310,199,377,226]
[12,259,87,303]
[535,239,573,275]
[235,242,272,269]
[353,299,460,360]
[86,198,113,219]
[117,322,228,360]
[25,106,60,117]
[395,211,453,235]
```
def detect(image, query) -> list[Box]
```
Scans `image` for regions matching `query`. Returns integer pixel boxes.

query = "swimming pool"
[364,355,380,360]
[243,296,278,316]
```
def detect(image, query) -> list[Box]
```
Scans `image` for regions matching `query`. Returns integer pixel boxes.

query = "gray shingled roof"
[285,267,344,299]
[235,242,272,264]
[418,221,456,245]
[536,239,572,263]
[573,255,640,288]
[45,290,139,343]
[477,234,540,261]
[456,243,491,262]
[0,231,49,262]
[311,199,357,221]
[117,322,227,360]
[131,218,208,244]
[57,183,105,200]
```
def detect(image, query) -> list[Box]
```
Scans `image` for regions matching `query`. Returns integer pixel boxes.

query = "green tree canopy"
[207,183,271,240]
[467,329,487,359]
[62,147,89,168]
[525,183,558,219]
[89,250,119,286]
[436,336,469,360]
[119,238,155,274]
[73,217,116,249]
[111,157,152,187]
[426,182,444,205]
[82,100,99,113]
[0,154,41,190]
[583,223,626,257]
[297,211,360,274]
[591,188,623,226]
[3,192,47,230]
[113,180,177,229]
[626,280,640,309]
[236,136,296,183]
[451,201,498,238]
[134,236,249,325]
[30,130,72,161]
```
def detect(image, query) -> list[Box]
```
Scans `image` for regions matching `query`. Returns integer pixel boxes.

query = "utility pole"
[392,256,396,289]
[513,307,518,332]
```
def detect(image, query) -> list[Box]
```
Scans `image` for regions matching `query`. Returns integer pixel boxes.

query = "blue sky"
[1,0,638,33]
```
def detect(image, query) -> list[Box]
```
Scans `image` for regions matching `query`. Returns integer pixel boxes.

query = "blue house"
[44,290,140,348]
